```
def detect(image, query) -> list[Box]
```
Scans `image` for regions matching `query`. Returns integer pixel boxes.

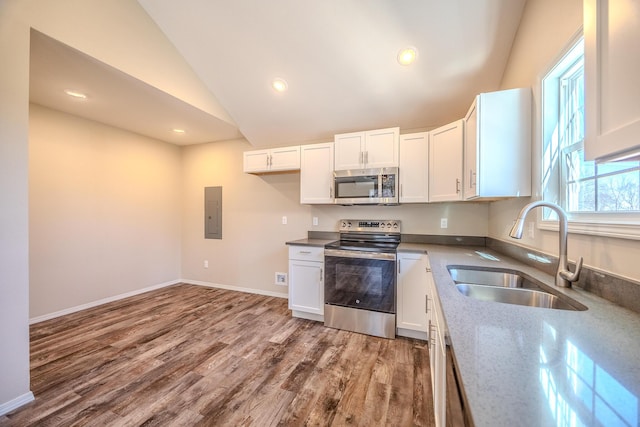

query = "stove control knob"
[355,299,360,304]
[386,222,392,228]
[347,221,352,228]
[393,222,399,229]
[341,221,347,228]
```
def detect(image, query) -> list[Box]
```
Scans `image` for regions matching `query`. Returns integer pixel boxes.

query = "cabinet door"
[364,127,399,168]
[434,324,447,427]
[269,146,300,171]
[399,132,429,203]
[289,260,324,315]
[334,131,365,170]
[300,143,334,204]
[464,100,478,199]
[397,253,429,331]
[465,88,531,200]
[584,0,640,161]
[243,149,270,173]
[429,120,463,202]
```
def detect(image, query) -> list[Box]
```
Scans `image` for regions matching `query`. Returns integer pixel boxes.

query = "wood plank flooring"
[1,284,435,426]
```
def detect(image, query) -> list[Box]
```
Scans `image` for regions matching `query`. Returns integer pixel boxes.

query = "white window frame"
[539,31,640,240]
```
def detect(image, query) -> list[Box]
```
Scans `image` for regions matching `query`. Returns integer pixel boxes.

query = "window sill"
[539,218,640,240]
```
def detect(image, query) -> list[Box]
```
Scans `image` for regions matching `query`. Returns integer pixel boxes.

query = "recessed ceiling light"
[272,78,288,93]
[64,89,88,99]
[172,128,186,134]
[397,47,418,66]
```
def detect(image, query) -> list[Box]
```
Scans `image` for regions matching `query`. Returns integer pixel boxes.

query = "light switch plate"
[440,218,448,228]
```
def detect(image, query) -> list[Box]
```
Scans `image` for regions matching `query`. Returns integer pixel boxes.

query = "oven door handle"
[324,249,396,261]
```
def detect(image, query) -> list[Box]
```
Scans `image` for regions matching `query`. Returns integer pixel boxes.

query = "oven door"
[324,249,396,314]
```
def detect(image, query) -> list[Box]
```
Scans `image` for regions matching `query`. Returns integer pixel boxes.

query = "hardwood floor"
[1,284,435,426]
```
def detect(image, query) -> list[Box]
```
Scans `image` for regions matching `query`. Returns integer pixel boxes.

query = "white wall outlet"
[528,221,535,239]
[282,216,287,225]
[275,272,287,286]
[204,260,209,268]
[440,218,448,229]
[313,216,319,226]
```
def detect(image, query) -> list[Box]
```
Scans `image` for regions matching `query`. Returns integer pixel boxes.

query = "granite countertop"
[405,243,640,427]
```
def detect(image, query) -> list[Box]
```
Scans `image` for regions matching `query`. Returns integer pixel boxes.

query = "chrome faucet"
[509,201,583,288]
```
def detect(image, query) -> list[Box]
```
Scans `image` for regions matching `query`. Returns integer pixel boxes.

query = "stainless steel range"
[324,219,401,339]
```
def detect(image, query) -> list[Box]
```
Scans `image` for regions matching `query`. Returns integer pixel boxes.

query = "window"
[541,37,640,237]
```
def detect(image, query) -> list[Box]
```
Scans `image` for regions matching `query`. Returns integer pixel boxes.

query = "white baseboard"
[29,279,287,325]
[29,279,181,324]
[0,391,34,416]
[183,279,288,299]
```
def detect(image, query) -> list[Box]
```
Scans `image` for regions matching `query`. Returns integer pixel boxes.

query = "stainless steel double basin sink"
[448,267,587,311]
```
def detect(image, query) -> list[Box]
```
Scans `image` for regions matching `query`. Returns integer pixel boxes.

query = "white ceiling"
[30,1,528,147]
[29,30,241,145]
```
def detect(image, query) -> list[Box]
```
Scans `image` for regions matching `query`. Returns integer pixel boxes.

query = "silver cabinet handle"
[425,267,431,273]
[398,259,401,274]
[400,183,403,197]
[426,295,429,314]
[299,250,311,254]
[365,151,369,166]
[330,186,333,198]
[320,268,323,282]
[429,323,436,349]
[456,178,461,193]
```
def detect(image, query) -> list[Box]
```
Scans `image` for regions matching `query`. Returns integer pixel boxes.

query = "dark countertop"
[285,238,335,247]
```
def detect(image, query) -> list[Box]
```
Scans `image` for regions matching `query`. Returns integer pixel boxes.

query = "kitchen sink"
[448,266,587,311]
[448,268,540,289]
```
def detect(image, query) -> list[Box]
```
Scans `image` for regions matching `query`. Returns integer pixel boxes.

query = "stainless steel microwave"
[334,167,399,205]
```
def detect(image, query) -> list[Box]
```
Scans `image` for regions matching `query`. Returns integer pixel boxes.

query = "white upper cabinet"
[463,88,531,200]
[243,146,300,173]
[300,142,334,204]
[399,132,429,203]
[584,0,640,161]
[334,127,399,170]
[429,120,464,202]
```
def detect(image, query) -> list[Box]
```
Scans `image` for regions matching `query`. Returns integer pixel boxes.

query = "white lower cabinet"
[396,252,430,339]
[288,245,324,321]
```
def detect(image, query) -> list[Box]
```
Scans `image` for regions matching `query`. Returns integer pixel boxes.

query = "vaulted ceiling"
[30,1,528,147]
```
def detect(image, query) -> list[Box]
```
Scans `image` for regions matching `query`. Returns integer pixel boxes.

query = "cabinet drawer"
[288,246,324,262]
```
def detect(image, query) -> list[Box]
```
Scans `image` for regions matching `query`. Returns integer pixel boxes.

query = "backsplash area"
[307,231,640,315]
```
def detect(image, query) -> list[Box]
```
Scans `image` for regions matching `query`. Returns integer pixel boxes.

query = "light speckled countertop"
[399,243,640,427]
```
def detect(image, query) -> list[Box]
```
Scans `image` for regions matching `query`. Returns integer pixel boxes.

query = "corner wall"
[0,1,32,412]
[180,140,490,296]
[491,0,640,282]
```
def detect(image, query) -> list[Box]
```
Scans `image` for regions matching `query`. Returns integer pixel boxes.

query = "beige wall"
[29,105,182,318]
[181,140,489,295]
[492,0,640,282]
[0,0,32,409]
